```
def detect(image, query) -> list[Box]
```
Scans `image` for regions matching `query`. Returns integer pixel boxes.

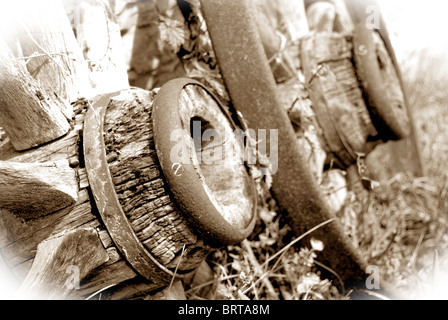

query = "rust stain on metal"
[83,91,189,284]
[152,78,258,246]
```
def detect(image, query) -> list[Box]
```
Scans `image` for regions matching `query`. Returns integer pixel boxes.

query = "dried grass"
[183,48,448,300]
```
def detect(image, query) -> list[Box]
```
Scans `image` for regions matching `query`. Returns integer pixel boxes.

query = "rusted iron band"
[345,0,410,140]
[200,0,368,288]
[83,92,191,284]
[152,78,258,246]
[345,0,424,177]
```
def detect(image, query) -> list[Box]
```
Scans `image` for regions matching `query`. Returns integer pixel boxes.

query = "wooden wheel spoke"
[0,41,70,151]
[19,228,109,299]
[17,0,91,117]
[0,160,78,218]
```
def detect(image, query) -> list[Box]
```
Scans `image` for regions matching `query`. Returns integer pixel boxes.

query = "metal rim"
[199,0,370,290]
[345,0,424,177]
[347,0,411,140]
[83,91,193,284]
[152,78,258,247]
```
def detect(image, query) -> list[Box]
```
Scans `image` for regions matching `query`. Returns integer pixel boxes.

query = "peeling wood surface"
[84,90,180,284]
[0,160,78,219]
[19,228,109,299]
[0,40,70,151]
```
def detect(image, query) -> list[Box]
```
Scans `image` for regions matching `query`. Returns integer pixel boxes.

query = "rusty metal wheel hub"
[83,80,257,284]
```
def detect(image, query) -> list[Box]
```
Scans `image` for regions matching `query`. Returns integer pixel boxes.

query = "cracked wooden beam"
[0,160,78,219]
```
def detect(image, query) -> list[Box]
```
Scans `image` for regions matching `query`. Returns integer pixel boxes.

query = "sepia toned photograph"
[0,0,447,304]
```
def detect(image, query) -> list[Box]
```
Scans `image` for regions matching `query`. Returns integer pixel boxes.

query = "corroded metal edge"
[152,78,258,247]
[200,0,369,289]
[346,0,410,140]
[83,90,192,284]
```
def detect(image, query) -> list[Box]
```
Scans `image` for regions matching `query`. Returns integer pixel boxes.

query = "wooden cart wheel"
[153,78,257,246]
[200,0,370,291]
[346,0,410,141]
[303,0,423,177]
[0,33,257,297]
[344,0,424,177]
[300,32,380,168]
[83,80,257,284]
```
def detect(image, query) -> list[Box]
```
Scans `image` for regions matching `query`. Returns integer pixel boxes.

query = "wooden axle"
[0,82,257,299]
[0,0,257,299]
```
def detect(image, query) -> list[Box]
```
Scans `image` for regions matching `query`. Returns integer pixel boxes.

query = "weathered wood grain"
[306,1,336,32]
[300,33,378,167]
[0,41,70,151]
[0,104,84,163]
[17,0,91,117]
[0,160,78,219]
[0,99,143,298]
[103,89,211,272]
[19,228,109,299]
